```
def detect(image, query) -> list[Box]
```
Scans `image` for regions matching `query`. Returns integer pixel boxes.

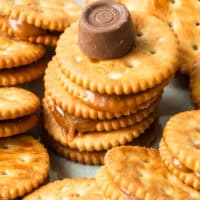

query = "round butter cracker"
[0,114,38,138]
[0,56,48,86]
[0,35,45,69]
[43,100,156,152]
[101,146,200,200]
[0,0,82,31]
[159,139,200,190]
[163,110,200,174]
[0,87,40,120]
[0,135,49,200]
[56,13,177,95]
[23,178,107,200]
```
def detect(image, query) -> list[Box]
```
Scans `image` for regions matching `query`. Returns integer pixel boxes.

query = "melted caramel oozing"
[0,15,60,37]
[52,105,98,140]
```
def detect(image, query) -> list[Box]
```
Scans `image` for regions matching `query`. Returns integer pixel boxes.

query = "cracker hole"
[170,0,175,3]
[136,32,143,37]
[20,156,30,163]
[149,50,156,55]
[196,22,200,26]
[193,45,198,51]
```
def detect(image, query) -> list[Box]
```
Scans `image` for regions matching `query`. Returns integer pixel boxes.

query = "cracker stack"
[0,87,50,199]
[159,110,200,191]
[43,1,178,165]
[0,36,49,86]
[0,0,82,86]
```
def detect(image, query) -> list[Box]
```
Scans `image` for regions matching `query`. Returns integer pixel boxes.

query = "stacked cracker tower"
[43,0,178,165]
[0,1,83,199]
[0,0,81,86]
[0,87,50,199]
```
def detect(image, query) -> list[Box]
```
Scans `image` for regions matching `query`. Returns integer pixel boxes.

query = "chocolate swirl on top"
[79,0,135,60]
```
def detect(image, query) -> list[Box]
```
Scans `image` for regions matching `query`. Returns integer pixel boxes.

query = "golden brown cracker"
[0,87,40,120]
[56,13,178,95]
[163,110,200,173]
[52,58,165,113]
[43,100,156,152]
[45,63,160,120]
[23,178,107,200]
[0,135,49,200]
[159,139,200,190]
[0,35,45,69]
[0,114,38,138]
[0,0,82,31]
[43,97,158,136]
[101,146,200,200]
[0,56,48,86]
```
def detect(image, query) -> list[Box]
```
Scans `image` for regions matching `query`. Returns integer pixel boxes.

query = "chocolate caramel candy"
[79,0,135,59]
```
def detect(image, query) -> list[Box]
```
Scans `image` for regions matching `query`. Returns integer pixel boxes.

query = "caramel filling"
[50,99,157,140]
[52,105,98,140]
[69,85,160,113]
[0,15,60,37]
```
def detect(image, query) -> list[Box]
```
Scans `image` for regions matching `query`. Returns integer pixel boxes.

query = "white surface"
[26,0,193,181]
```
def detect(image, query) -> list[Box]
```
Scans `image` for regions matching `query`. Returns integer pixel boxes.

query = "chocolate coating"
[79,0,135,60]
